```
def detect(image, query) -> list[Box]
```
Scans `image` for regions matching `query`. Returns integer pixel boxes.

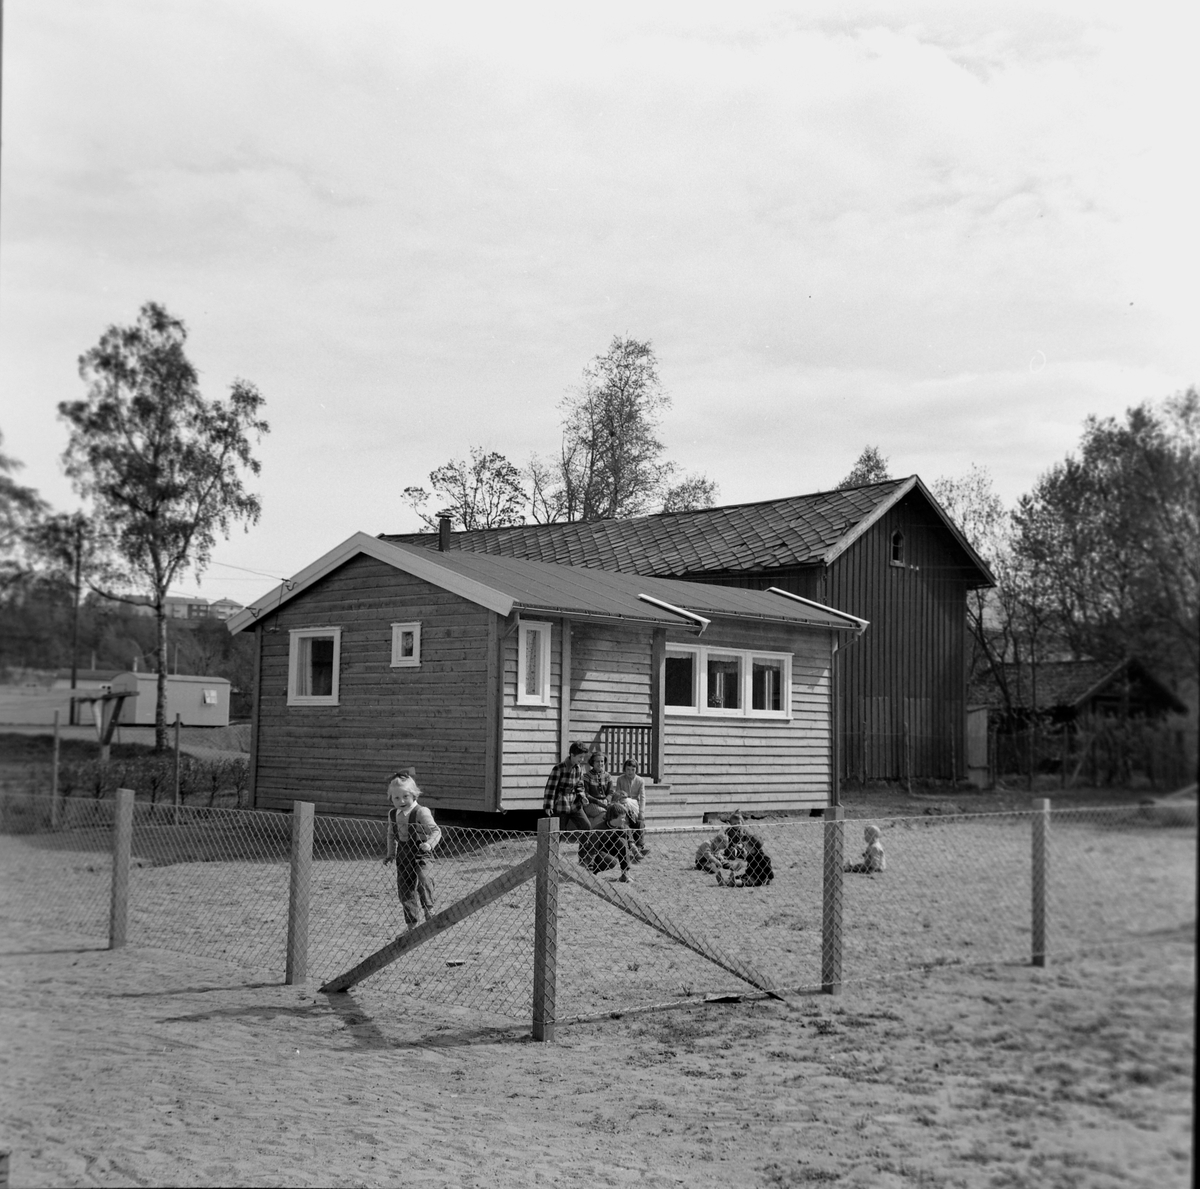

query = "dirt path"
[1,915,1191,1188]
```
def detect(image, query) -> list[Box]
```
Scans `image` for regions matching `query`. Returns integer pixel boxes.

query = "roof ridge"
[381,476,915,539]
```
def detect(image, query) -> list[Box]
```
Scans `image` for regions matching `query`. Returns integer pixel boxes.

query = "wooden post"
[903,717,912,794]
[50,709,61,829]
[821,805,844,995]
[830,641,841,807]
[558,620,572,758]
[286,800,315,984]
[173,712,182,825]
[650,629,666,784]
[1031,797,1049,967]
[532,816,560,1041]
[859,710,866,785]
[110,787,134,949]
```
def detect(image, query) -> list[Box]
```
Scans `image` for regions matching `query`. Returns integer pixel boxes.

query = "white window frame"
[516,620,552,707]
[287,627,342,706]
[390,621,421,668]
[664,643,792,720]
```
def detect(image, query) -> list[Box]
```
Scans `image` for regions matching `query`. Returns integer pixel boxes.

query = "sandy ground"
[1,918,1192,1188]
[1,801,1195,1187]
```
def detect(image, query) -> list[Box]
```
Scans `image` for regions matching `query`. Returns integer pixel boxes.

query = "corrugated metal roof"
[392,544,860,631]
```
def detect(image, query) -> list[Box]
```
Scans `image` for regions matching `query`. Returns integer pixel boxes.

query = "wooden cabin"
[228,533,866,820]
[384,476,994,784]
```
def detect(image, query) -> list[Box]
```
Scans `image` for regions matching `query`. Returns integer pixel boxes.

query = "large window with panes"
[664,644,791,719]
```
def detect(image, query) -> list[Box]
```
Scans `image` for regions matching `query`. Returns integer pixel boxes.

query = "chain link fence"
[2,789,1194,1030]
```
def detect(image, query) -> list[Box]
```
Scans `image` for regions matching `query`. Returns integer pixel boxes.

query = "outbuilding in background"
[109,672,231,728]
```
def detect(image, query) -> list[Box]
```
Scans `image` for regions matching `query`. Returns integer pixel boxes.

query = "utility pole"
[69,517,83,725]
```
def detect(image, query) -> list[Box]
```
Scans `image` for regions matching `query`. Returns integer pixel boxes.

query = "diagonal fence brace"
[553,857,782,999]
[319,854,539,993]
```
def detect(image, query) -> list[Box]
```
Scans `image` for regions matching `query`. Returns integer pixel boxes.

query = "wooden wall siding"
[499,618,563,803]
[497,616,835,812]
[827,493,969,781]
[254,554,492,816]
[661,621,833,810]
[567,624,653,762]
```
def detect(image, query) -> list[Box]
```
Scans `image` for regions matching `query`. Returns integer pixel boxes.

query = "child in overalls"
[382,771,443,930]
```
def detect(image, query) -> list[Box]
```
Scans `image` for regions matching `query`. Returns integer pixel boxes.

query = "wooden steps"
[642,783,703,827]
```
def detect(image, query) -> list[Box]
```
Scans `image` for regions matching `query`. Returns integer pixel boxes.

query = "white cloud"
[1,0,1195,597]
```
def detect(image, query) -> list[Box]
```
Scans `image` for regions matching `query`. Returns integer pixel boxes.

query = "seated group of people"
[543,743,648,883]
[694,811,774,887]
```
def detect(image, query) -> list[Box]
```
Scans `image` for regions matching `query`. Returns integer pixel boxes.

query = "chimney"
[438,516,450,552]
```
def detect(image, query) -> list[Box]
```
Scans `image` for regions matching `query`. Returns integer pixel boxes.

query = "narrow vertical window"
[517,621,552,706]
[891,531,905,566]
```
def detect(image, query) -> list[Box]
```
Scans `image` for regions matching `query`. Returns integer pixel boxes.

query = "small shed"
[228,532,867,820]
[109,672,232,728]
[969,658,1188,726]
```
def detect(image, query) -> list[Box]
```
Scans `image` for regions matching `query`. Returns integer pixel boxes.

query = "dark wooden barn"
[228,533,865,820]
[384,477,994,785]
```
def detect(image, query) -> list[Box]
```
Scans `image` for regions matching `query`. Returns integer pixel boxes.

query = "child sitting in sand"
[844,824,886,873]
[716,834,774,887]
[694,833,728,873]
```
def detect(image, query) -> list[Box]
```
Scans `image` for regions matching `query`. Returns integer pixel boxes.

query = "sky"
[2,1,1196,604]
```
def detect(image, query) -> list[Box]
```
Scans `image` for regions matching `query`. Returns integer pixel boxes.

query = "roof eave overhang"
[766,587,869,635]
[226,533,516,634]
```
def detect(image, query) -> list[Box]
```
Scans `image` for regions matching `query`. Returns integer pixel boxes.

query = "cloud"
[1,1,1194,594]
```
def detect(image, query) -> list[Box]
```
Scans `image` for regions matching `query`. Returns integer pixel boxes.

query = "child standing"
[382,771,442,929]
[844,824,886,873]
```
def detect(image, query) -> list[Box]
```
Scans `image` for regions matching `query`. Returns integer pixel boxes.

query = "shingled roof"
[382,475,993,585]
[226,533,867,636]
[969,658,1188,716]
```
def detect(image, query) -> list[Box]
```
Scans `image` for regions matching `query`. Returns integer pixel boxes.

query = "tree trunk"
[155,607,169,753]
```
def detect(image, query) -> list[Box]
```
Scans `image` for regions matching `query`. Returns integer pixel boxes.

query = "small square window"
[202,688,219,706]
[391,622,421,668]
[517,621,552,706]
[288,628,341,706]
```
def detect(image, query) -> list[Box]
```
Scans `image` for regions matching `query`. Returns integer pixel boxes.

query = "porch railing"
[595,723,653,779]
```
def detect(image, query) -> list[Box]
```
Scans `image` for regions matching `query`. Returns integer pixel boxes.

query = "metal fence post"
[286,801,315,985]
[532,816,560,1041]
[822,805,844,995]
[109,788,134,949]
[1031,797,1050,967]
